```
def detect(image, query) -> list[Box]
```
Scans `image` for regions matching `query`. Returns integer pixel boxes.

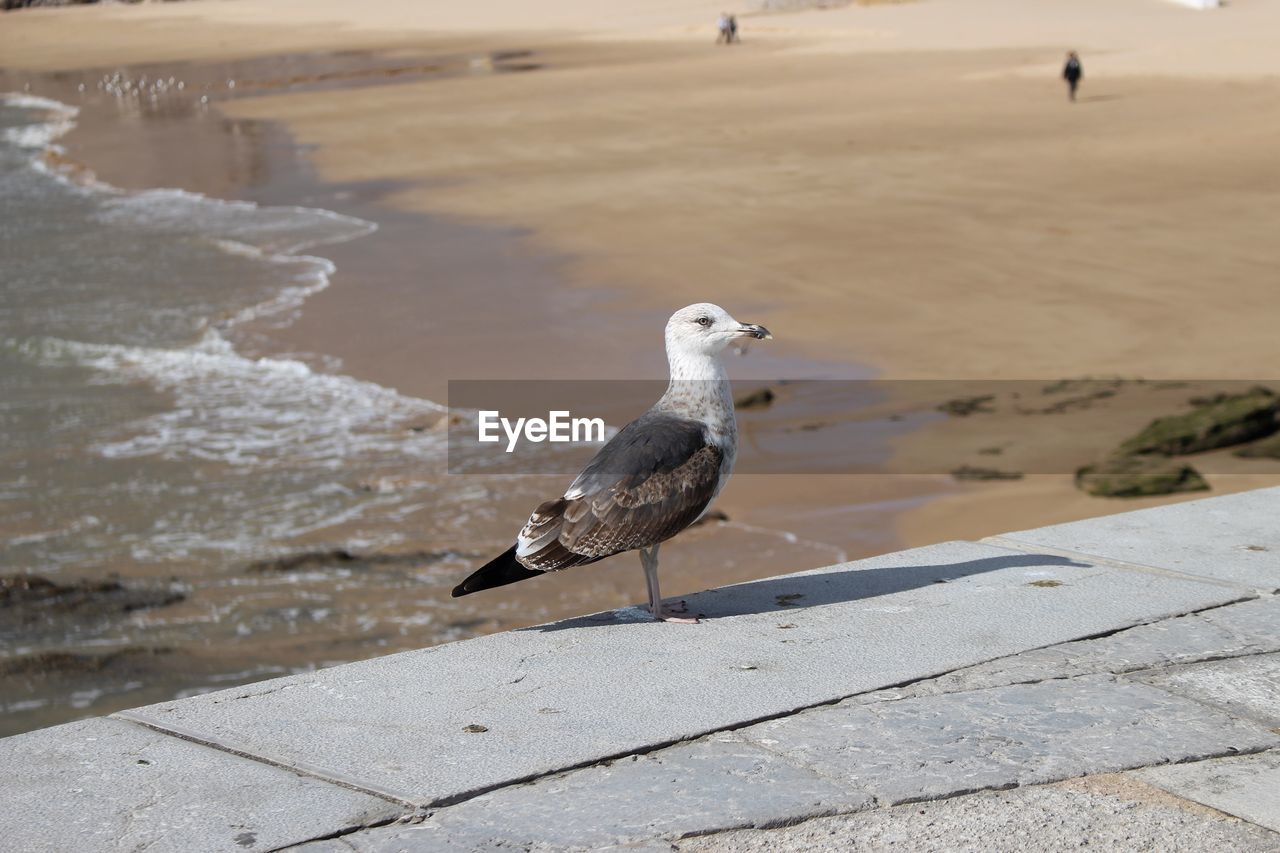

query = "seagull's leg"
[640,545,664,617]
[640,544,698,624]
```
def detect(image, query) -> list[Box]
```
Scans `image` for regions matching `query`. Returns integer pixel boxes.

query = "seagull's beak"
[736,323,773,341]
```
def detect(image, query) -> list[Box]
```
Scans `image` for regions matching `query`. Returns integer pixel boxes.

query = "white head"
[664,303,772,360]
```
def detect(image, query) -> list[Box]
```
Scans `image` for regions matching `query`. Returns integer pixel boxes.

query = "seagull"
[452,303,772,622]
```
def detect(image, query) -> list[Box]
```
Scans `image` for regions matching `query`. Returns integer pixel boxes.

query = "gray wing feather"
[514,413,723,572]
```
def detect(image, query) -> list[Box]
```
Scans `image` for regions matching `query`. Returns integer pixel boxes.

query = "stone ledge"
[113,539,1245,807]
[2,488,1278,852]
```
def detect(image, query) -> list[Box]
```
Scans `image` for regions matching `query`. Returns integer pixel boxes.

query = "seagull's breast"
[664,377,739,500]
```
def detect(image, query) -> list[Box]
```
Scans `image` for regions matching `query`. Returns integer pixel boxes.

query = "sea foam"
[13,329,445,468]
[1,93,448,572]
[0,92,77,151]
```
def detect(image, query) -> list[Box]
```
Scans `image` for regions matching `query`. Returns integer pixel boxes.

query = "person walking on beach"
[717,13,732,44]
[728,14,739,43]
[1063,51,1083,102]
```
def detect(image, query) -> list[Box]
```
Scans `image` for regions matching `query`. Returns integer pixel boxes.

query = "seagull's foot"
[651,601,699,624]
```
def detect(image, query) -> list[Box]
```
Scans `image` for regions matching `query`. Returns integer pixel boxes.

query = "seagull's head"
[665,303,772,357]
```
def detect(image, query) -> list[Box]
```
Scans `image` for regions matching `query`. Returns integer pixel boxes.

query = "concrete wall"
[2,487,1277,851]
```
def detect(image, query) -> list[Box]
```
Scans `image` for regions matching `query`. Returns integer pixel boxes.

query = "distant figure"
[1063,51,1083,102]
[728,15,739,43]
[717,13,732,44]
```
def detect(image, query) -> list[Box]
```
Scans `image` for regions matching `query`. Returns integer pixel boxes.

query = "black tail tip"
[451,545,542,598]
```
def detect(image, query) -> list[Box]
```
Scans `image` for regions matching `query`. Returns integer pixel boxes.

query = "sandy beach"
[3,0,1279,732]
[6,0,1280,375]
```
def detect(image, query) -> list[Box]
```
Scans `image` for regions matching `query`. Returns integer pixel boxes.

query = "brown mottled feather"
[515,444,723,572]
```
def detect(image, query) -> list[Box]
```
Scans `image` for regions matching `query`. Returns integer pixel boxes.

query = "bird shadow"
[524,553,1092,632]
[1076,94,1123,103]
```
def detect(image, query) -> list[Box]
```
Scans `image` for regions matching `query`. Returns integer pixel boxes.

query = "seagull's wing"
[514,412,724,572]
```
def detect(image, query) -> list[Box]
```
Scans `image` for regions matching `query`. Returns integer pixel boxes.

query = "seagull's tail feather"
[452,546,543,598]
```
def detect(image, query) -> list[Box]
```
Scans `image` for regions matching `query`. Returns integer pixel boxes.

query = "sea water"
[0,94,526,729]
[0,94,462,573]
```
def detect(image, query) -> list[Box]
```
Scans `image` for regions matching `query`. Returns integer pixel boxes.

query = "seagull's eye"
[696,317,711,327]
